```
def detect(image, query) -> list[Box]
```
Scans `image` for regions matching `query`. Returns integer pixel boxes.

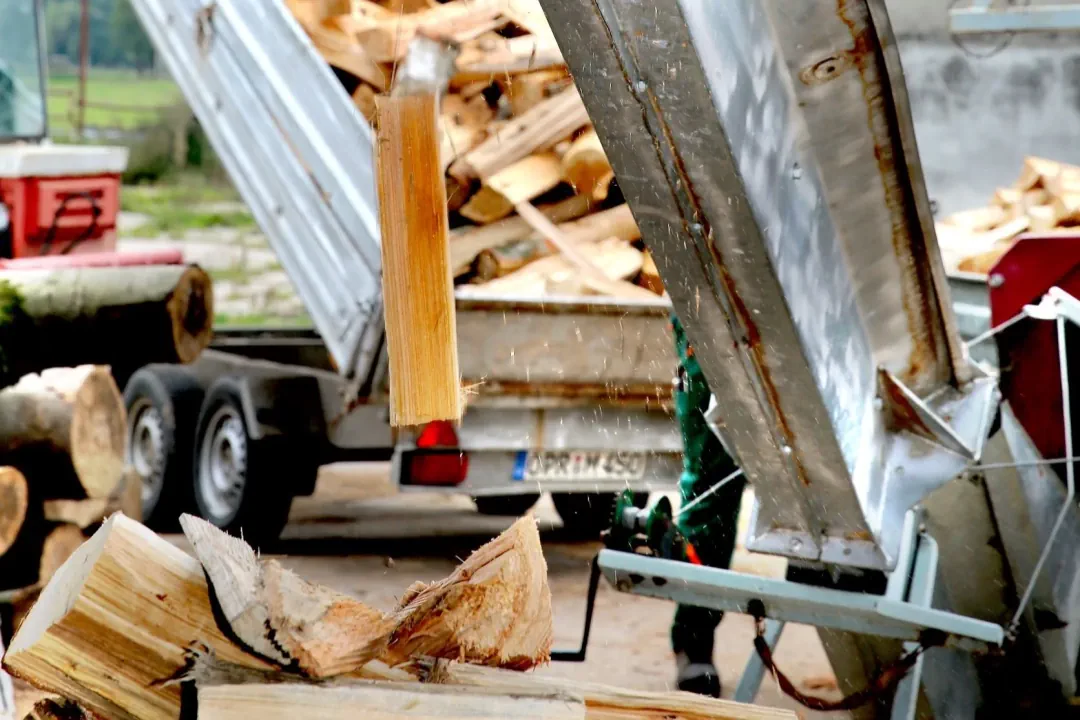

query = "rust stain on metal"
[878,368,933,437]
[845,529,874,542]
[462,378,673,403]
[835,0,944,389]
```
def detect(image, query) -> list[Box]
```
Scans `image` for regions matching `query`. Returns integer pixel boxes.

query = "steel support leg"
[733,619,785,704]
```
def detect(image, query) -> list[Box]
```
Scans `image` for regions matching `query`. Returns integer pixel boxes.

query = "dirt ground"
[12,463,847,719]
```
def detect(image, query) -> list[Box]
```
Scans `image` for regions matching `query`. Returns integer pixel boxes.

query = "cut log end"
[39,524,87,588]
[0,466,28,555]
[69,366,126,499]
[166,265,215,364]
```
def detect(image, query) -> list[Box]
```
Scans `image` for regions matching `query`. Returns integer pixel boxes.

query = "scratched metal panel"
[455,294,676,390]
[540,0,979,569]
[129,0,384,382]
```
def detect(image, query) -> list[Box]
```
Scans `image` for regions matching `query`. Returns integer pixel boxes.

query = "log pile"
[286,0,667,301]
[0,366,132,596]
[937,156,1080,275]
[0,262,212,630]
[3,513,795,720]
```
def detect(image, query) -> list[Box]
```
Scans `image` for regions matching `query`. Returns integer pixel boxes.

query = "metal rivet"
[690,222,704,234]
[788,537,803,551]
[792,163,802,179]
[989,273,1005,288]
[781,445,793,455]
[635,80,648,93]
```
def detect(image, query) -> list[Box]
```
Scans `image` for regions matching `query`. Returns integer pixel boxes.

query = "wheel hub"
[199,405,248,523]
[127,399,166,508]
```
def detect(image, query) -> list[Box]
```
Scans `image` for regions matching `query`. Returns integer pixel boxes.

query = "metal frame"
[128,0,385,383]
[538,0,996,572]
[950,3,1080,33]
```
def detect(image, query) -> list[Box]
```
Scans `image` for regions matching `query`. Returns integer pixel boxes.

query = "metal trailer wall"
[886,0,1080,216]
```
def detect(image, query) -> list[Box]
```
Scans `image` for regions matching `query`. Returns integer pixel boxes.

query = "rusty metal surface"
[540,0,989,570]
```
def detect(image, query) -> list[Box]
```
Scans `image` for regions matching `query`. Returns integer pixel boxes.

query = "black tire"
[473,494,541,517]
[553,492,648,539]
[192,379,310,548]
[123,366,204,531]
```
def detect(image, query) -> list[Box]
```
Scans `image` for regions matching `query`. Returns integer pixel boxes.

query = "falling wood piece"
[197,681,584,719]
[424,661,799,720]
[368,515,553,669]
[451,88,589,181]
[499,69,572,116]
[179,514,394,678]
[0,265,214,380]
[561,129,614,201]
[0,366,124,500]
[1028,204,1059,232]
[460,153,563,224]
[377,90,463,426]
[0,467,27,556]
[3,515,271,720]
[1053,192,1080,225]
[37,524,85,589]
[450,194,593,275]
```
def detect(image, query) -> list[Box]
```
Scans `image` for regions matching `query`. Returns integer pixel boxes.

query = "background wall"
[884,0,1080,214]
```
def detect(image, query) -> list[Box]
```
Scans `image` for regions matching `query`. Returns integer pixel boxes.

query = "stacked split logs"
[0,263,213,611]
[286,0,667,301]
[937,156,1080,275]
[2,513,793,719]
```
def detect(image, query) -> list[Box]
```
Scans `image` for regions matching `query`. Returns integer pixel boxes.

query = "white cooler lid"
[0,143,129,178]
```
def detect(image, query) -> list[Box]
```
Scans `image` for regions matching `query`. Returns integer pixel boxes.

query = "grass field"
[47,69,180,136]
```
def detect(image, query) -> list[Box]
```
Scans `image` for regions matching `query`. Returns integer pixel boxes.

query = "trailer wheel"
[192,380,299,547]
[473,494,540,517]
[123,367,204,531]
[553,492,647,539]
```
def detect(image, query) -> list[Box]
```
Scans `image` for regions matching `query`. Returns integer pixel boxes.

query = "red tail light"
[408,421,468,486]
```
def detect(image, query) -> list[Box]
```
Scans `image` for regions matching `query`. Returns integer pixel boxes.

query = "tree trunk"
[0,265,214,382]
[0,467,27,557]
[0,366,125,499]
[3,514,271,720]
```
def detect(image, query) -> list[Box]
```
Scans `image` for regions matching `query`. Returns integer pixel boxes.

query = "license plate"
[512,451,648,481]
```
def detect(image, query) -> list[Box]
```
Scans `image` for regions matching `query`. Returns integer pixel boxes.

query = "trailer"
[116,0,682,544]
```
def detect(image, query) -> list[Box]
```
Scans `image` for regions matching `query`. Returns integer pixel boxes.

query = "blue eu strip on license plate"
[512,451,528,481]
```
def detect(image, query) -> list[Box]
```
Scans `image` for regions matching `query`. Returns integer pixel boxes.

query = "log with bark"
[0,265,213,382]
[3,514,271,720]
[0,467,28,557]
[0,366,124,500]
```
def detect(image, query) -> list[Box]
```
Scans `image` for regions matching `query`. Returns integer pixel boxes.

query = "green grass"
[47,69,181,135]
[214,312,313,328]
[121,175,254,236]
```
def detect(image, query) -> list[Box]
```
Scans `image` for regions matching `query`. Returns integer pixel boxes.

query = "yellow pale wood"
[4,514,271,720]
[376,93,463,427]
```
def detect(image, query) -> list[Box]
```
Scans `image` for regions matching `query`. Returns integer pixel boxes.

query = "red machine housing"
[0,145,126,258]
[989,231,1080,465]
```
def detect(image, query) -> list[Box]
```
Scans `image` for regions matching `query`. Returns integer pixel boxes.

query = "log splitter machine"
[538,1,1080,717]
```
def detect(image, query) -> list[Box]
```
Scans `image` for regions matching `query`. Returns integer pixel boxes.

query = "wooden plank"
[427,662,799,720]
[450,88,588,180]
[353,0,508,63]
[197,681,585,720]
[499,69,571,116]
[461,153,563,223]
[454,34,565,83]
[450,194,593,275]
[3,515,271,720]
[561,128,613,201]
[0,468,27,556]
[376,91,463,426]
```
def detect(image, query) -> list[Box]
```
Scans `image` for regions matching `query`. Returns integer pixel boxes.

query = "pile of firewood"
[2,513,793,719]
[286,0,665,301]
[0,263,213,617]
[937,156,1080,275]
